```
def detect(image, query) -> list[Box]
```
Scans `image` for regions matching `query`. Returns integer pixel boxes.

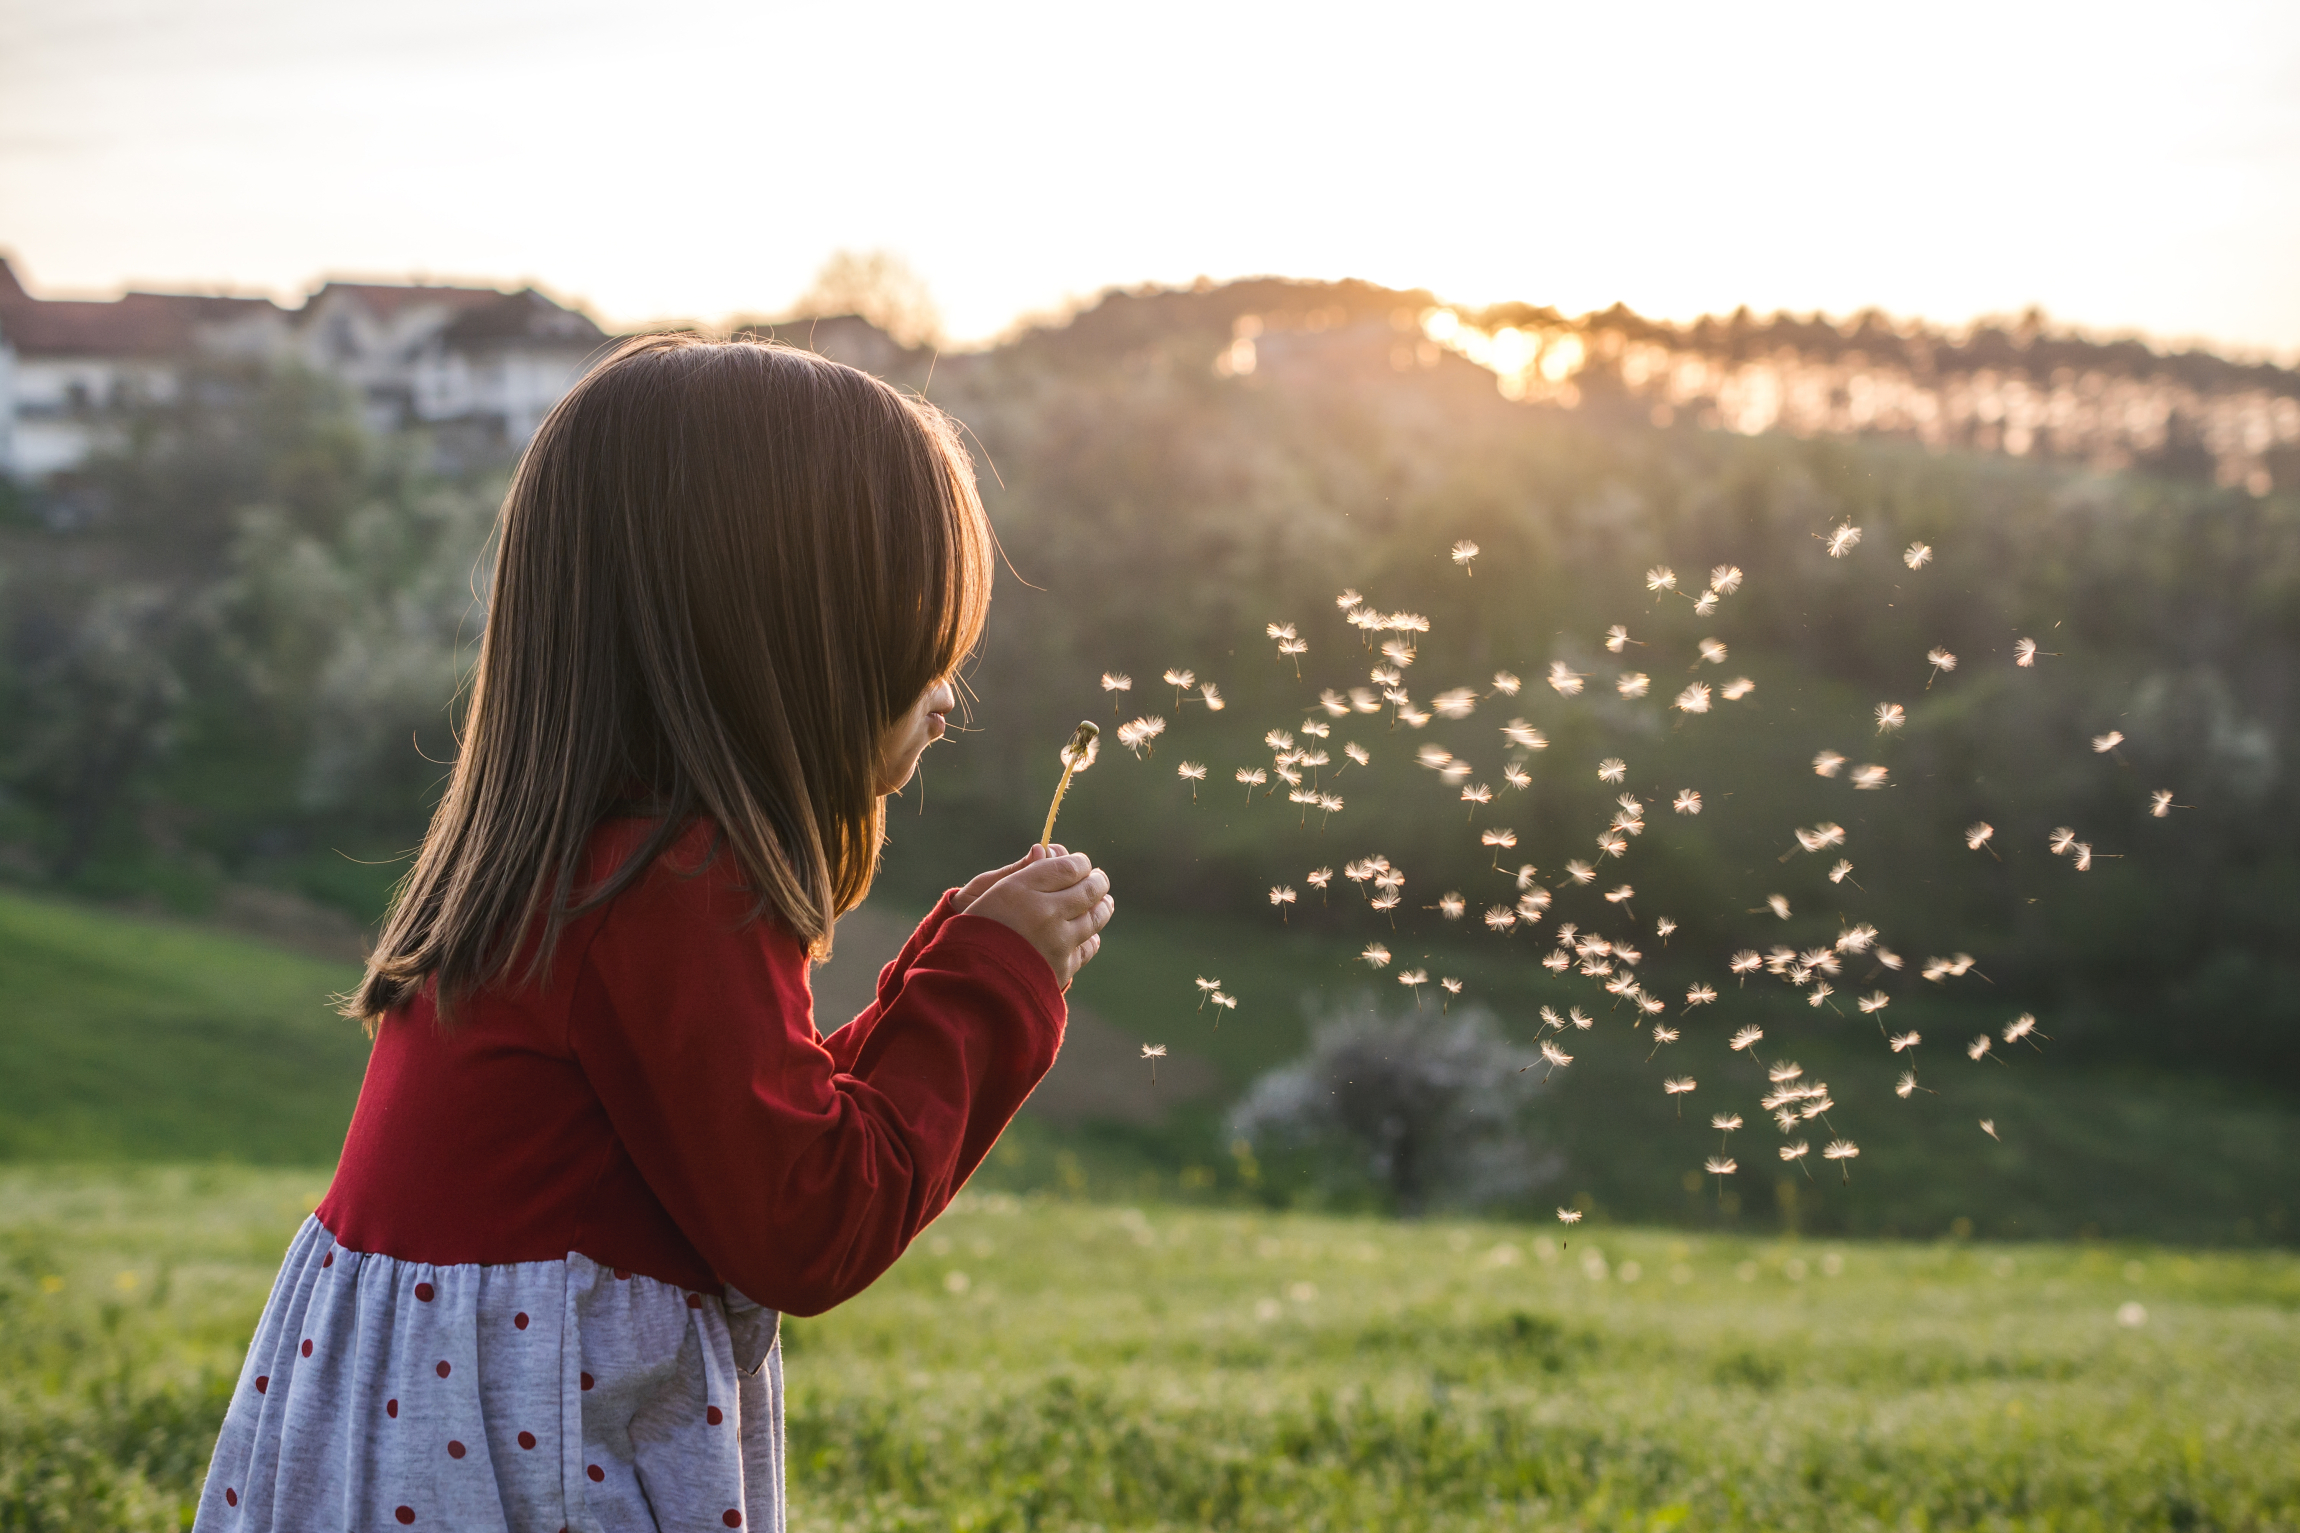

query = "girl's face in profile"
[874,678,956,796]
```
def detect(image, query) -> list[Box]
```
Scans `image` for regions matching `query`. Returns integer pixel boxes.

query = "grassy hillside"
[0,890,366,1162]
[1,884,2293,1246]
[4,1166,2296,1529]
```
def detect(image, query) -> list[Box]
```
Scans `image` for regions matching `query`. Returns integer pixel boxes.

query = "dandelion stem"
[1040,721,1098,847]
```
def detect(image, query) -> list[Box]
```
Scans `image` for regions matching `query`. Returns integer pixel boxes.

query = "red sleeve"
[821,890,964,1072]
[570,852,1063,1316]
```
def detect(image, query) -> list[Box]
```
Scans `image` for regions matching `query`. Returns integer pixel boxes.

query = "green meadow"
[4,1166,2297,1531]
[3,889,2298,1527]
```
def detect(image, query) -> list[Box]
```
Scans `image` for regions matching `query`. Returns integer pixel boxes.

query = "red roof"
[0,257,283,358]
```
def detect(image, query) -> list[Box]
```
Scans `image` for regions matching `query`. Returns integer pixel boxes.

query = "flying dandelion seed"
[1767,895,1792,920]
[1306,868,1332,899]
[1557,1208,1583,1224]
[1675,683,1713,714]
[1966,822,1995,851]
[1317,689,1350,718]
[1795,823,1847,853]
[1813,751,1846,778]
[1099,672,1132,712]
[1605,884,1636,906]
[1825,522,1862,557]
[1596,831,1629,858]
[1502,763,1531,791]
[1141,1043,1166,1084]
[1729,952,1763,982]
[1451,540,1480,572]
[1780,1140,1811,1167]
[1483,906,1519,932]
[1808,982,1836,1009]
[1162,668,1195,702]
[1336,589,1362,610]
[2093,731,2125,754]
[1462,784,1494,816]
[2004,1013,2045,1047]
[1547,662,1585,697]
[1399,969,1429,1005]
[1981,1119,1999,1140]
[1117,716,1166,758]
[1176,761,1206,800]
[1501,719,1549,750]
[1213,992,1237,1016]
[1858,992,1890,1017]
[1193,977,1219,1009]
[1828,859,1856,885]
[1823,1139,1860,1179]
[1605,625,1637,653]
[1648,1028,1681,1062]
[1202,681,1229,710]
[1693,590,1719,616]
[1617,672,1651,699]
[1564,860,1596,885]
[1434,688,1479,719]
[1895,1071,1920,1099]
[1729,1026,1764,1053]
[2072,842,2095,870]
[1698,638,1728,666]
[1570,1008,1594,1030]
[1656,916,1677,941]
[1889,1031,1921,1052]
[1437,892,1466,920]
[1711,565,1745,594]
[1685,984,1717,1011]
[1968,1035,1993,1061]
[1927,648,1958,685]
[1266,621,1297,642]
[1268,886,1296,921]
[1714,1113,1743,1134]
[1665,1076,1697,1097]
[1537,1040,1574,1078]
[1299,719,1329,739]
[1481,828,1517,850]
[1851,765,1890,790]
[1234,767,1267,803]
[1361,943,1392,968]
[1904,542,1933,569]
[2014,638,2039,667]
[2150,789,2176,816]
[1646,566,1678,593]
[1875,702,1906,732]
[1381,641,1417,674]
[1721,677,1756,700]
[1705,1156,1737,1177]
[1597,758,1628,783]
[1441,977,1462,996]
[1343,742,1371,769]
[2049,827,2078,855]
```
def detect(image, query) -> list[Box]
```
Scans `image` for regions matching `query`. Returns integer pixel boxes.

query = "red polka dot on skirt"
[447,1440,466,1459]
[435,1360,451,1378]
[587,1464,605,1483]
[706,1405,724,1425]
[518,1430,537,1450]
[394,1509,415,1526]
[723,1512,743,1527]
[415,1282,435,1302]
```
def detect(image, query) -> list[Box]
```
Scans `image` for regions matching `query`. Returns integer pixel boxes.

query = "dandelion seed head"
[2049,827,2078,855]
[1693,590,1718,615]
[1966,822,1995,850]
[1235,767,1267,787]
[1306,867,1332,888]
[1655,916,1677,937]
[1441,977,1462,994]
[2072,842,2093,871]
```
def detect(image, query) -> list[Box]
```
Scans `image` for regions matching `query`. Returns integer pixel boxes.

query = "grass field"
[3,1165,2297,1531]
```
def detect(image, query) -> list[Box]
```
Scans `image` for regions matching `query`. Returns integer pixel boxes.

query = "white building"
[0,256,611,481]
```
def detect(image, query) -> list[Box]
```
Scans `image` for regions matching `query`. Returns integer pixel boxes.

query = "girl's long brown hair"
[350,334,991,1024]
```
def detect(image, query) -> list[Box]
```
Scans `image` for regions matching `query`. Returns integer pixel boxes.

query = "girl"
[195,335,1113,1531]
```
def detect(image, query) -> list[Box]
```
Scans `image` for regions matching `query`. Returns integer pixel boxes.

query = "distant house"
[0,256,611,481]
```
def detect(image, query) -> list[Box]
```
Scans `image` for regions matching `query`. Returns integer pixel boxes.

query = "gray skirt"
[195,1216,784,1531]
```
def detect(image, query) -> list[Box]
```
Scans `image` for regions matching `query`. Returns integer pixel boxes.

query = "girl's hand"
[962,845,1113,990]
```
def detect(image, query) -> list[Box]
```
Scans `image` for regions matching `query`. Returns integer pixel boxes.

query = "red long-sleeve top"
[318,818,1065,1316]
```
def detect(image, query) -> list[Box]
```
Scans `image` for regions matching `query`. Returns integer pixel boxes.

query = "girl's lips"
[926,712,949,740]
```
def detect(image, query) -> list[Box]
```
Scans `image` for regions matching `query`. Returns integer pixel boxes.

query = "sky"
[3,0,2298,354]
